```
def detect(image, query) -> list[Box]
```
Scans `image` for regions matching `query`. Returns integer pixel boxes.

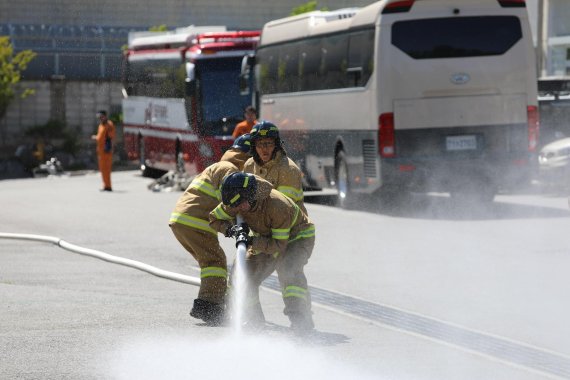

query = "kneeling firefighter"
[169,134,252,325]
[209,172,316,333]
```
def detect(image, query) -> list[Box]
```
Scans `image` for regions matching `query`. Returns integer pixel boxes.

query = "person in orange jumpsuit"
[232,106,257,138]
[91,110,115,191]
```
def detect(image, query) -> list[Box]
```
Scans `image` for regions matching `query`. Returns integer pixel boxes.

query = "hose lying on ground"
[0,232,200,286]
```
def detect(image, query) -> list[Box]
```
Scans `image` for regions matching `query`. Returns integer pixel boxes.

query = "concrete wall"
[0,80,122,156]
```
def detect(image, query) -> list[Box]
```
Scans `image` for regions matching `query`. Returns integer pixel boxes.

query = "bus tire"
[139,141,151,177]
[139,137,165,178]
[175,142,185,174]
[335,151,353,209]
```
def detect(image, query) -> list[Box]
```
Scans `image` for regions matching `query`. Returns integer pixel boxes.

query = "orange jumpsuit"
[232,119,257,138]
[209,179,316,329]
[94,120,115,190]
[169,149,248,306]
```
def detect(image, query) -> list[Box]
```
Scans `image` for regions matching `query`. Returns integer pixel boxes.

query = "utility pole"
[537,0,550,78]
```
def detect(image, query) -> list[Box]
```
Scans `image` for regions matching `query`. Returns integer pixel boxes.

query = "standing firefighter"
[244,121,307,215]
[210,172,316,333]
[169,134,252,325]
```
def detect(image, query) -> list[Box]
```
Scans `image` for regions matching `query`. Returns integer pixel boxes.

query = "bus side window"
[278,42,300,93]
[321,34,349,90]
[258,48,278,94]
[300,37,322,92]
[347,29,375,87]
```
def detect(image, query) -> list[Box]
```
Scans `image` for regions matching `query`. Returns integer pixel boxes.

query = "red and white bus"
[121,26,260,177]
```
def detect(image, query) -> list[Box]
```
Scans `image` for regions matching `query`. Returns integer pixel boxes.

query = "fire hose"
[0,232,200,286]
[1,216,249,288]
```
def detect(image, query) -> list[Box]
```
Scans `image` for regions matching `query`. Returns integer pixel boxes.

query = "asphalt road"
[1,170,569,380]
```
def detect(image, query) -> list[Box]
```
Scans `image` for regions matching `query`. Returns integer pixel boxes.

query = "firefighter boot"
[288,311,314,335]
[190,299,225,326]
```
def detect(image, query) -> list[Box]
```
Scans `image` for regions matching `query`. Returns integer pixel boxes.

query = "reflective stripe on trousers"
[169,212,217,235]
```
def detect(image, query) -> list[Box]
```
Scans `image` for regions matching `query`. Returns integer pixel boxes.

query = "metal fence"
[1,23,145,80]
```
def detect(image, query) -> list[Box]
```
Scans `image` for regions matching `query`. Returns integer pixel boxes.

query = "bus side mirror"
[239,75,249,95]
[186,62,196,96]
[240,54,256,95]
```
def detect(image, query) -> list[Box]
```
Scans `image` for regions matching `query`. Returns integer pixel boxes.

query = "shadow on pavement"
[264,322,351,346]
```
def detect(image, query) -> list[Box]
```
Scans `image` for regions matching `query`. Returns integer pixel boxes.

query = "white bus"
[250,0,539,207]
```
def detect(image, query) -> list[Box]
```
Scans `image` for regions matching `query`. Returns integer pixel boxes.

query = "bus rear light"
[527,105,539,152]
[497,0,526,7]
[379,113,396,158]
[382,0,415,14]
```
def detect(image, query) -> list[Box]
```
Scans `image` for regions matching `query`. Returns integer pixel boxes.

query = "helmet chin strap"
[270,148,279,161]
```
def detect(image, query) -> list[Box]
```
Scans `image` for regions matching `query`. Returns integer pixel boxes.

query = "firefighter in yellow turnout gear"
[243,121,307,215]
[169,134,251,325]
[210,172,316,333]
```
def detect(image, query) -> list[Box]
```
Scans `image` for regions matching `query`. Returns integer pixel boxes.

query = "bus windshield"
[197,57,251,136]
[125,55,186,98]
[392,16,522,59]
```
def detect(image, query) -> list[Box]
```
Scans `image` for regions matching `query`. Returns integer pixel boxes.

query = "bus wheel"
[139,137,164,178]
[335,151,352,209]
[175,149,185,174]
[138,137,150,177]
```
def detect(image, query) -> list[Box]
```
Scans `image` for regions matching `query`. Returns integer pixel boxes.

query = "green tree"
[290,1,328,16]
[0,36,36,121]
[149,25,169,32]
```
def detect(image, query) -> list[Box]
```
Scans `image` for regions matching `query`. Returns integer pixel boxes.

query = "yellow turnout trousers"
[170,222,227,305]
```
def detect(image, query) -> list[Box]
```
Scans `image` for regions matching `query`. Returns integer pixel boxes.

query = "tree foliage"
[290,1,328,16]
[149,25,169,32]
[0,36,36,120]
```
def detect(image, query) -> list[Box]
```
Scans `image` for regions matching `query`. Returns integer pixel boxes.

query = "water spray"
[231,215,248,333]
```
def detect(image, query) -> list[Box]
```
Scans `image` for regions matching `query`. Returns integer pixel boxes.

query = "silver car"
[538,137,570,189]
